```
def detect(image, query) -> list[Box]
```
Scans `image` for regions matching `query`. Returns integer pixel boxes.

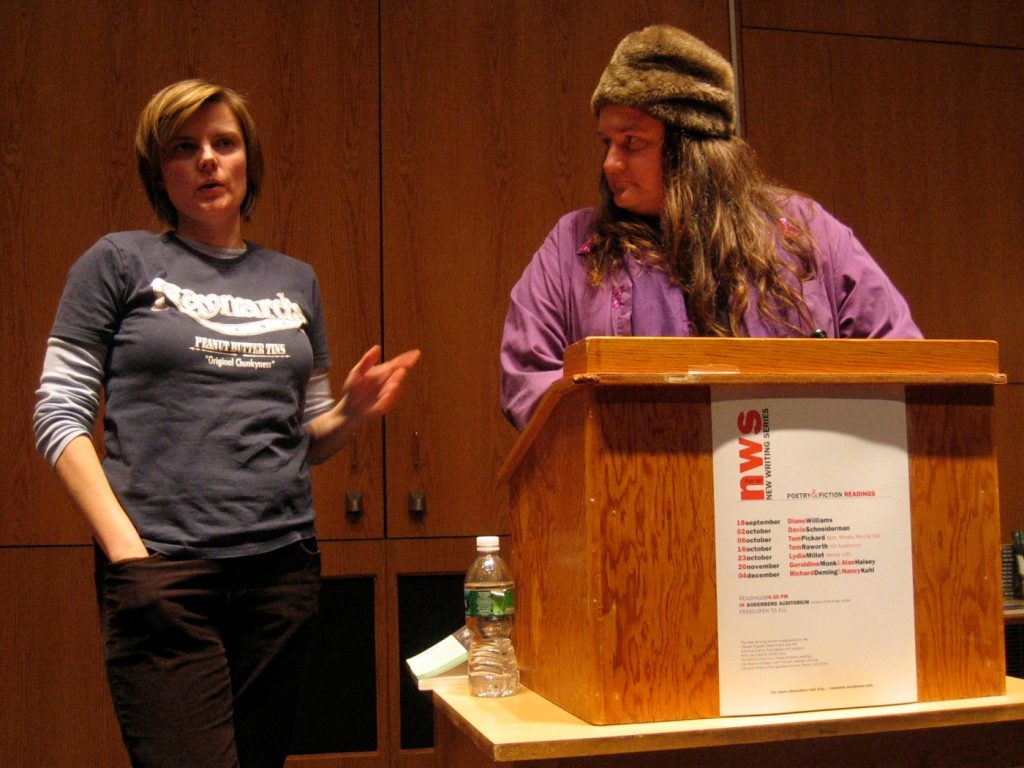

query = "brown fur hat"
[591,25,735,138]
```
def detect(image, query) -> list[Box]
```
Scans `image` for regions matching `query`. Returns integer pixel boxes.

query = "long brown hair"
[586,126,816,336]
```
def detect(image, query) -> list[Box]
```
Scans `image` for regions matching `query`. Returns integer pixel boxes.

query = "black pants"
[94,539,321,768]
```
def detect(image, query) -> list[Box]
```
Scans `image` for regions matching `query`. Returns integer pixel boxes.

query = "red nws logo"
[736,409,766,501]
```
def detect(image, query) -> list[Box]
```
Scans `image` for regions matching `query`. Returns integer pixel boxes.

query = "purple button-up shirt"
[500,197,922,430]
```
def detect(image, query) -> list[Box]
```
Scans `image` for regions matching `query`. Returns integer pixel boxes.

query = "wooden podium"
[499,337,1007,726]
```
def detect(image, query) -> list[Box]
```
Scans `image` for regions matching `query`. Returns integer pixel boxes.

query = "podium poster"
[711,385,917,716]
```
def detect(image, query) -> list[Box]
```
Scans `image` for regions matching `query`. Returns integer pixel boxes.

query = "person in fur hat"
[500,25,921,431]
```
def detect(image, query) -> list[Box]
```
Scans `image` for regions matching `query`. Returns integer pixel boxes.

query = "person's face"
[160,100,247,242]
[598,104,665,217]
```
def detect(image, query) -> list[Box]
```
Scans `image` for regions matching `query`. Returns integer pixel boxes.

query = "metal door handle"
[408,490,427,517]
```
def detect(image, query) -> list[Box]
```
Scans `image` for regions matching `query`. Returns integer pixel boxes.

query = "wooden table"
[432,676,1024,767]
[1005,599,1024,625]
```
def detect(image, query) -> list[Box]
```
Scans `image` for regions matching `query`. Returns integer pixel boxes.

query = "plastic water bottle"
[464,535,519,697]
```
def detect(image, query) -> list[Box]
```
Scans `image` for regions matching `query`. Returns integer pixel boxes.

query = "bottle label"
[464,587,516,617]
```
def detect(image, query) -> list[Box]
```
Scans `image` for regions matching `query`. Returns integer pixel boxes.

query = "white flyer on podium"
[711,384,917,716]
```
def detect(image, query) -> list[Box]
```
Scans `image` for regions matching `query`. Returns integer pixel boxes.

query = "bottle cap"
[476,535,500,552]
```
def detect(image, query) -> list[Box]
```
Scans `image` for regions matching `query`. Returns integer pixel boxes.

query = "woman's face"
[161,100,247,244]
[598,104,664,217]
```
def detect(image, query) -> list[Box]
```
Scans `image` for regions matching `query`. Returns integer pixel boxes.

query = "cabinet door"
[0,547,127,767]
[380,0,733,538]
[385,537,480,768]
[287,540,389,767]
[1,0,383,547]
[242,1,383,541]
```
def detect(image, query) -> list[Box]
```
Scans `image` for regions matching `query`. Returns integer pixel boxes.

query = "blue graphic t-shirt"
[50,231,331,557]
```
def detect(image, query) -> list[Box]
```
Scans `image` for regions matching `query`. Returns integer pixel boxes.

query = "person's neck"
[175,219,245,250]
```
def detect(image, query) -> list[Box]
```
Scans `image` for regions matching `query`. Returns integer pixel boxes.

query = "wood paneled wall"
[1,0,1021,764]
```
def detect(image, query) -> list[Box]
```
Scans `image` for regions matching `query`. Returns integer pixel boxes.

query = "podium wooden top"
[564,337,1004,381]
[499,337,1004,481]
